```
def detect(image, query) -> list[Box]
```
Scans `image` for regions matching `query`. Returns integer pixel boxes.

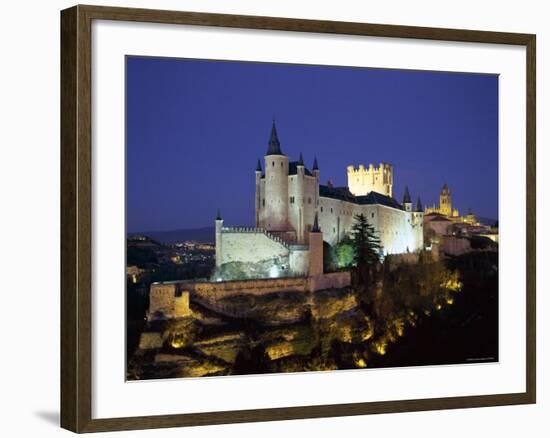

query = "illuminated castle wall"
[347,163,393,197]
[215,122,424,280]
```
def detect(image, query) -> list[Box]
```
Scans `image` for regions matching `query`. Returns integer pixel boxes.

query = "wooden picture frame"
[61,4,536,433]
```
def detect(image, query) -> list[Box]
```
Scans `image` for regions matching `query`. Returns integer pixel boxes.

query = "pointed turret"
[402,186,412,212]
[416,197,423,212]
[256,158,262,172]
[266,119,283,155]
[216,208,222,221]
[402,186,411,204]
[312,156,319,171]
[298,152,304,166]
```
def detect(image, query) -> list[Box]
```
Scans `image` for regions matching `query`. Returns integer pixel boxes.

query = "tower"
[416,197,423,213]
[308,213,323,277]
[295,152,305,242]
[263,120,289,231]
[440,184,452,217]
[312,156,320,226]
[255,159,262,227]
[402,186,412,212]
[413,197,425,250]
[215,209,223,267]
[347,163,393,196]
[312,156,319,179]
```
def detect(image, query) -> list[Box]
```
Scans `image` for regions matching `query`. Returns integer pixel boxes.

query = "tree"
[335,234,355,268]
[350,213,382,267]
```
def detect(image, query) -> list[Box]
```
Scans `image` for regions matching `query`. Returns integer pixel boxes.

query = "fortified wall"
[147,272,351,321]
[215,224,310,277]
[147,285,191,320]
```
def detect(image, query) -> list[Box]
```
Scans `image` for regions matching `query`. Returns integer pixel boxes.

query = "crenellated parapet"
[220,226,291,249]
[347,162,393,197]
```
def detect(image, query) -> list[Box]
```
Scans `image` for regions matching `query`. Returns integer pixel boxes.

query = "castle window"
[330,208,333,213]
[290,196,295,204]
[333,228,336,233]
[262,199,265,207]
[308,197,312,204]
[320,207,323,212]
[281,162,283,167]
[371,213,374,218]
[272,161,274,167]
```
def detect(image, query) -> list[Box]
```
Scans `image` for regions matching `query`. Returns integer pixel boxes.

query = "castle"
[214,121,424,280]
[147,122,427,320]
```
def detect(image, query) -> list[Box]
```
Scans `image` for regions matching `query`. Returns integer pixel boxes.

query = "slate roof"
[312,156,319,171]
[288,161,313,176]
[266,120,283,155]
[402,186,411,204]
[319,185,404,210]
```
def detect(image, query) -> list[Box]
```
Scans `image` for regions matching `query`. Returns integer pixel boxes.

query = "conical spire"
[312,156,319,171]
[416,197,423,212]
[298,152,304,166]
[266,119,283,155]
[402,186,411,204]
[256,158,262,172]
[216,208,222,221]
[312,212,321,232]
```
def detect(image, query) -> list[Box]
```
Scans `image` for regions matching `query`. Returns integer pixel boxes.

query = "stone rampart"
[148,272,352,319]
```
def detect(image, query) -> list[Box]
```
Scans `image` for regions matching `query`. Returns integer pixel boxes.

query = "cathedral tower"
[439,184,452,217]
[263,121,289,231]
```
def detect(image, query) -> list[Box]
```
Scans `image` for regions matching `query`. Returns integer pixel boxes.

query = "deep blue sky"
[126,56,498,232]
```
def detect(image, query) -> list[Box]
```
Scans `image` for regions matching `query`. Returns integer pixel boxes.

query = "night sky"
[126,56,498,233]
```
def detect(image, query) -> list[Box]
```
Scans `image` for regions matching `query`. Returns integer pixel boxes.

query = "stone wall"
[148,284,177,319]
[289,246,309,276]
[174,293,191,318]
[147,285,190,321]
[188,277,308,302]
[218,228,290,266]
[148,272,352,319]
[317,199,422,254]
[308,272,351,292]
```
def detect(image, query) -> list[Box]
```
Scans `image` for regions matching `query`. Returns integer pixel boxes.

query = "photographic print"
[126,56,499,381]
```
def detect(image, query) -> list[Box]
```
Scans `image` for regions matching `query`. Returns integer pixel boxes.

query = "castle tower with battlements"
[347,163,393,197]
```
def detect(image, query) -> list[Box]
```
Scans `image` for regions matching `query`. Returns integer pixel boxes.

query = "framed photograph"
[60,5,536,433]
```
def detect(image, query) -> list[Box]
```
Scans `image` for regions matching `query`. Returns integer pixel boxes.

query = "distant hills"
[129,226,215,244]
